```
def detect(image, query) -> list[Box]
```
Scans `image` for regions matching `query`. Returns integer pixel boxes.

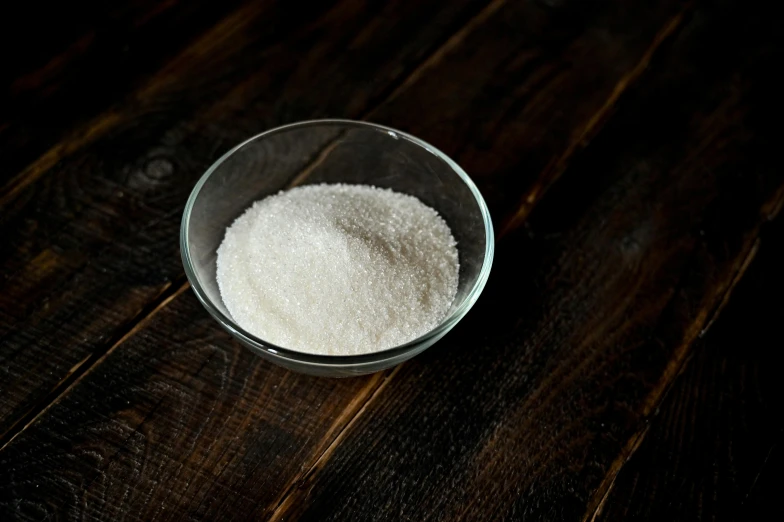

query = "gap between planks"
[265,6,697,521]
[583,239,759,522]
[0,0,264,207]
[266,365,404,521]
[498,7,690,236]
[0,0,500,450]
[0,277,191,452]
[0,0,494,209]
[584,185,784,522]
[0,5,700,520]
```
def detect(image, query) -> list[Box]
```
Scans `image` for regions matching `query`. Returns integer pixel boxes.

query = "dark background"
[1,0,782,520]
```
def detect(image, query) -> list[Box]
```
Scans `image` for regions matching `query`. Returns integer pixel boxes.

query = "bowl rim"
[181,118,494,367]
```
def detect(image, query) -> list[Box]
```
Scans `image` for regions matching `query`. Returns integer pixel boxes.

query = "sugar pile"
[216,183,459,355]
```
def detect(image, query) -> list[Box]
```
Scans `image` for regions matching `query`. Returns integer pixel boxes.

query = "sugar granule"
[216,183,459,355]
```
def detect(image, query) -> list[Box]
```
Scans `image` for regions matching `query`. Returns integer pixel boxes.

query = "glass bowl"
[181,119,494,376]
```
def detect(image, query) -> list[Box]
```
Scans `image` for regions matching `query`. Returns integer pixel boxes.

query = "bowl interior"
[183,120,491,362]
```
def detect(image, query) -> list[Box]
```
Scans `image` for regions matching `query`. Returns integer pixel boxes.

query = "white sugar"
[216,183,459,355]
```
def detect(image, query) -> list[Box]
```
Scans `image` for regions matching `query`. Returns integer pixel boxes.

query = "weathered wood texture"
[268,0,784,520]
[595,216,784,521]
[0,0,247,186]
[0,0,685,445]
[0,287,392,520]
[1,0,781,520]
[0,0,696,518]
[0,0,490,439]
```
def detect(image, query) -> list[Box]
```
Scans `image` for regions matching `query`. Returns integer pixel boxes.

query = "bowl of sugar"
[181,120,494,376]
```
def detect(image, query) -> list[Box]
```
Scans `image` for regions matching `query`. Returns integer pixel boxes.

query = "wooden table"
[1,0,782,520]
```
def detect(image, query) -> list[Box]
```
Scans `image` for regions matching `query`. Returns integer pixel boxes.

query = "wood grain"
[265,1,784,520]
[0,0,697,518]
[0,0,489,438]
[0,288,390,520]
[594,216,784,521]
[366,0,688,232]
[0,0,686,443]
[0,0,247,188]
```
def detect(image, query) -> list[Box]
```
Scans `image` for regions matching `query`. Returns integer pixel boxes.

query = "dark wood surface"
[0,0,489,439]
[0,0,683,442]
[595,208,784,521]
[1,0,782,520]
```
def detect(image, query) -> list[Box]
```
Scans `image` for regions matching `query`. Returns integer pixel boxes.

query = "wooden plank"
[0,0,692,519]
[366,0,688,232]
[0,0,489,204]
[0,0,247,187]
[594,217,784,521]
[0,0,490,438]
[0,288,390,520]
[0,0,685,442]
[261,2,784,520]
